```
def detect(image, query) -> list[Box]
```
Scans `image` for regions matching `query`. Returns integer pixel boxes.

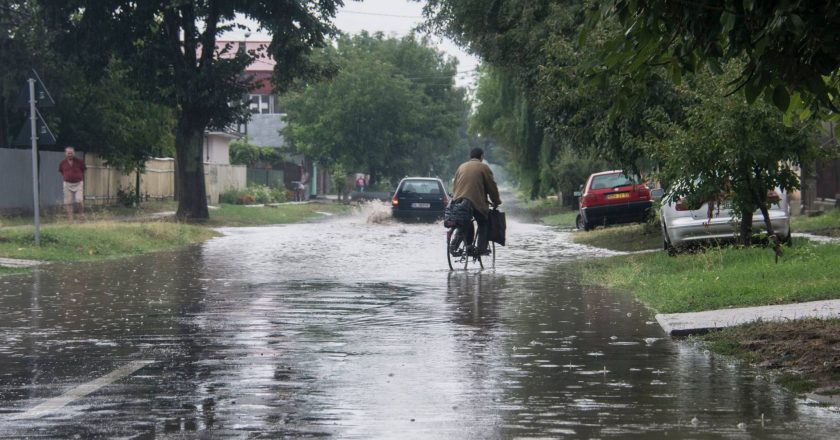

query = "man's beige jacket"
[452,159,502,216]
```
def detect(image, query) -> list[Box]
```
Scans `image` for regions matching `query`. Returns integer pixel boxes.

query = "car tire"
[662,223,676,256]
[576,214,589,231]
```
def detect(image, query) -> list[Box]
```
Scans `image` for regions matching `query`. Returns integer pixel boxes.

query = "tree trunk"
[739,210,753,246]
[759,204,783,261]
[174,116,209,221]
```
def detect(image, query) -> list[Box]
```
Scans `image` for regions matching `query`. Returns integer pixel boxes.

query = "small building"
[217,39,330,198]
[203,130,239,165]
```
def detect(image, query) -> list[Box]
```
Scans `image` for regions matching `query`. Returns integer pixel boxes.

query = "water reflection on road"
[0,205,836,438]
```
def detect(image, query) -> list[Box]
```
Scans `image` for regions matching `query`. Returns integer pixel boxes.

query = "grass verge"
[791,209,840,237]
[572,223,662,252]
[0,222,217,262]
[580,239,840,313]
[697,319,840,394]
[0,201,349,274]
[520,198,579,228]
[207,203,350,227]
[0,266,30,276]
[542,211,578,227]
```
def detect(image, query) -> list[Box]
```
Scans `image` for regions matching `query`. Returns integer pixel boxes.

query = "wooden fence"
[83,154,245,206]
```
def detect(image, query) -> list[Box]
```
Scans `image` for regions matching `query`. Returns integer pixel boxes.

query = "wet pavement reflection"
[0,205,837,438]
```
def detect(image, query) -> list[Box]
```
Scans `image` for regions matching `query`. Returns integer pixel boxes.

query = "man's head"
[65,146,75,158]
[469,147,484,161]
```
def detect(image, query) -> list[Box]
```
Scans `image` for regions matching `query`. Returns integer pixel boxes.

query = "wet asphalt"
[0,204,837,439]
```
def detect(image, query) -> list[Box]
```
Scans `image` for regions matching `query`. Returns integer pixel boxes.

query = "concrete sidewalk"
[0,258,42,268]
[656,299,840,336]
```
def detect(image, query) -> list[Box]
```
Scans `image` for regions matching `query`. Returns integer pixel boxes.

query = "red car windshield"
[590,173,637,190]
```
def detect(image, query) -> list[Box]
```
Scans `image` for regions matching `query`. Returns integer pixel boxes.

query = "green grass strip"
[581,240,840,313]
[206,203,350,227]
[572,223,663,252]
[0,222,217,262]
[791,209,840,237]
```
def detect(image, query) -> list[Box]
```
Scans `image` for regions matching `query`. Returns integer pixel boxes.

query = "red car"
[576,170,652,231]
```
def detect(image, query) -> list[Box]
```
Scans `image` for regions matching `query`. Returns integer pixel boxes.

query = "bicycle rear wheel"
[447,228,467,270]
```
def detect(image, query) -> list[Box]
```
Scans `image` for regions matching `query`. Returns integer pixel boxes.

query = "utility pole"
[15,70,56,246]
[28,78,39,245]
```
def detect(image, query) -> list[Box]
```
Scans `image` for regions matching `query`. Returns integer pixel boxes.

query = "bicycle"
[446,219,495,270]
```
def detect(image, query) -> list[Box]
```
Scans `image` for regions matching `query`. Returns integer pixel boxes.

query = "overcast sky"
[222,0,480,88]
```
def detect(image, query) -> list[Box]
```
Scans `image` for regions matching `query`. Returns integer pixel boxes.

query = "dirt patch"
[700,319,840,394]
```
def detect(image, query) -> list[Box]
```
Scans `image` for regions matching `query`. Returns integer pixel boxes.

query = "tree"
[49,0,342,220]
[646,65,818,254]
[590,1,840,116]
[2,0,174,207]
[229,138,284,168]
[426,1,683,197]
[281,33,467,185]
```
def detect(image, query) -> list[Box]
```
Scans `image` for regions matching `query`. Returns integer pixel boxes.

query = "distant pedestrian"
[355,175,366,192]
[58,146,86,221]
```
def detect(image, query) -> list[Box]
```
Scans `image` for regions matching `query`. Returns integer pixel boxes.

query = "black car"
[391,177,449,221]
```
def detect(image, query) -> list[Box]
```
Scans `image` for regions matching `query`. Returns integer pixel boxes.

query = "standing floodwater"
[0,207,836,438]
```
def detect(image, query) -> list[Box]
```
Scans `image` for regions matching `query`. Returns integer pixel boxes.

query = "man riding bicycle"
[449,148,502,256]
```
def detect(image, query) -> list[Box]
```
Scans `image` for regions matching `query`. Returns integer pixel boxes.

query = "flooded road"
[1,205,837,438]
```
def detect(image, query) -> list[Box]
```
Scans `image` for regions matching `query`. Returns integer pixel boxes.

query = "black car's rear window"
[590,173,637,190]
[399,180,442,195]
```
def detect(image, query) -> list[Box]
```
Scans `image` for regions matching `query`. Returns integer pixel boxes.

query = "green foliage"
[230,138,285,167]
[330,163,349,197]
[281,32,468,185]
[220,184,287,205]
[646,64,818,243]
[592,1,840,117]
[46,0,342,220]
[116,184,142,207]
[0,2,174,165]
[427,1,682,197]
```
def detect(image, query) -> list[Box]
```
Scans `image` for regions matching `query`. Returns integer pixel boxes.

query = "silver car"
[660,188,791,251]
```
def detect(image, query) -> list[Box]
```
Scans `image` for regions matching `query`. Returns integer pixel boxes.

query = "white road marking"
[9,360,154,420]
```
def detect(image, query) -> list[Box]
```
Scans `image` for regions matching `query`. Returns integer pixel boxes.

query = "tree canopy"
[1,1,173,175]
[47,0,343,220]
[426,0,828,256]
[591,1,840,117]
[425,0,683,198]
[281,32,468,185]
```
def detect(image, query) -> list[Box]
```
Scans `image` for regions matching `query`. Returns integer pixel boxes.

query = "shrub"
[116,184,142,207]
[219,184,288,205]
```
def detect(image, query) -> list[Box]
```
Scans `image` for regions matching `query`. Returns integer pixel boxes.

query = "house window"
[249,94,278,114]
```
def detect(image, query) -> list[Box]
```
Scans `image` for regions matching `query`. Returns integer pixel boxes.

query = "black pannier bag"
[487,208,506,246]
[444,198,472,228]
